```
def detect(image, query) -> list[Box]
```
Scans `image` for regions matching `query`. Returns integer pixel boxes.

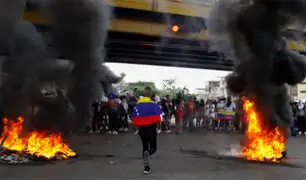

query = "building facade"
[203,77,229,99]
[293,79,306,101]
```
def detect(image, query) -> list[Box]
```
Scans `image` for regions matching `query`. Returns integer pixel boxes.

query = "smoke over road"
[0,0,27,52]
[208,0,306,130]
[0,0,113,134]
[48,0,111,130]
[1,20,47,119]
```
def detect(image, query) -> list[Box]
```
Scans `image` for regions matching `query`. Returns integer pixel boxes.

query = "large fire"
[240,99,286,162]
[0,117,76,159]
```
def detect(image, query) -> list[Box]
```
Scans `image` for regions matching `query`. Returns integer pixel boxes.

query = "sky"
[106,63,229,92]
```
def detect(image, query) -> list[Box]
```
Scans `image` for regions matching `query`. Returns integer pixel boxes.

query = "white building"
[204,77,228,99]
[292,79,306,101]
[218,77,228,98]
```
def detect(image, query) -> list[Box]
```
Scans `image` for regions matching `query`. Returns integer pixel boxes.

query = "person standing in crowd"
[129,91,139,134]
[170,98,177,120]
[184,97,196,130]
[290,101,297,136]
[296,100,306,135]
[166,95,175,125]
[208,100,216,129]
[223,97,236,132]
[204,100,212,129]
[153,93,162,134]
[90,100,101,134]
[236,98,247,134]
[100,95,109,131]
[161,97,171,133]
[119,95,129,132]
[131,87,162,174]
[198,99,205,128]
[175,99,184,134]
[194,96,199,112]
[216,98,225,130]
[106,93,120,135]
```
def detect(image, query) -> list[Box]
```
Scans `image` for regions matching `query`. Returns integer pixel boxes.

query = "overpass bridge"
[21,0,306,70]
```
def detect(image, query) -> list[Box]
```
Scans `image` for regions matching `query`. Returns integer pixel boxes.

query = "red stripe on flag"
[132,115,161,126]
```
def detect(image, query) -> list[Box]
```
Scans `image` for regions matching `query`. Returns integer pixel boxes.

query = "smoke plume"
[0,0,113,135]
[208,0,306,130]
[1,20,47,121]
[100,65,124,96]
[47,0,111,130]
[0,0,27,52]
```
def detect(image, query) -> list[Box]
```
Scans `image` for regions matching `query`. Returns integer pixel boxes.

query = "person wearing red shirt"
[175,99,184,134]
[184,97,196,130]
[106,93,120,134]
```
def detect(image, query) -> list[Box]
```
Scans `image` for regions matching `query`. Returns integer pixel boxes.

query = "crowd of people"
[290,100,306,136]
[88,88,246,135]
[88,87,305,174]
[88,87,306,137]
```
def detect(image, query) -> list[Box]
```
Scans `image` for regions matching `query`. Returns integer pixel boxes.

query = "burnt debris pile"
[0,147,77,164]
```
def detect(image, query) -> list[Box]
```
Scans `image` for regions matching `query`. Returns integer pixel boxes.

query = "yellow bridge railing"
[23,8,306,52]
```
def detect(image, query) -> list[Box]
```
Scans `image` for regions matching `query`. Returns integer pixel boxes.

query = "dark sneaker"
[143,150,150,167]
[144,165,151,174]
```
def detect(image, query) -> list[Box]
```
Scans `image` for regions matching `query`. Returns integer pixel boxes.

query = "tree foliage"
[161,79,191,98]
[123,81,158,94]
[116,79,195,99]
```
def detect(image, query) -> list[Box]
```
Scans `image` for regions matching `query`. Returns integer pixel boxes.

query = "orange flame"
[240,99,286,162]
[0,117,76,159]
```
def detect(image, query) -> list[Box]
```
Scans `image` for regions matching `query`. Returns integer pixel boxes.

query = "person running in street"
[131,87,162,175]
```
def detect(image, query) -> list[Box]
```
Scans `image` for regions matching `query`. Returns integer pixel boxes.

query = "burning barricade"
[239,99,286,162]
[0,117,76,164]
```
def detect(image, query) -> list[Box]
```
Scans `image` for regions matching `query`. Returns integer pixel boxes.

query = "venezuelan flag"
[131,97,162,126]
[217,110,235,121]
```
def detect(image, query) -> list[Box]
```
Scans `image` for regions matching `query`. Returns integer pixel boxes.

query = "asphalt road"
[1,131,306,180]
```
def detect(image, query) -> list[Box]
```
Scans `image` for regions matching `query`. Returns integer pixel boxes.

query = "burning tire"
[0,117,76,164]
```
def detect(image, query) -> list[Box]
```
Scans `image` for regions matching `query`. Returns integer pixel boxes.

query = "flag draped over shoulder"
[131,97,162,126]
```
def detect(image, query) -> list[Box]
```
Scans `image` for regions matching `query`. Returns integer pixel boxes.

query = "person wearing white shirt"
[204,100,216,128]
[217,100,225,110]
[224,100,236,112]
[223,97,236,132]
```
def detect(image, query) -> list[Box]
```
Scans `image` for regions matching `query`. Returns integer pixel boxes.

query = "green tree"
[161,79,191,99]
[124,81,158,94]
[162,79,176,95]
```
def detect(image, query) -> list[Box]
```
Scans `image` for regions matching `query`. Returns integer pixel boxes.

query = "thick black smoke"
[1,20,47,120]
[100,65,125,96]
[0,0,115,135]
[47,0,111,130]
[0,0,27,53]
[208,0,306,130]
